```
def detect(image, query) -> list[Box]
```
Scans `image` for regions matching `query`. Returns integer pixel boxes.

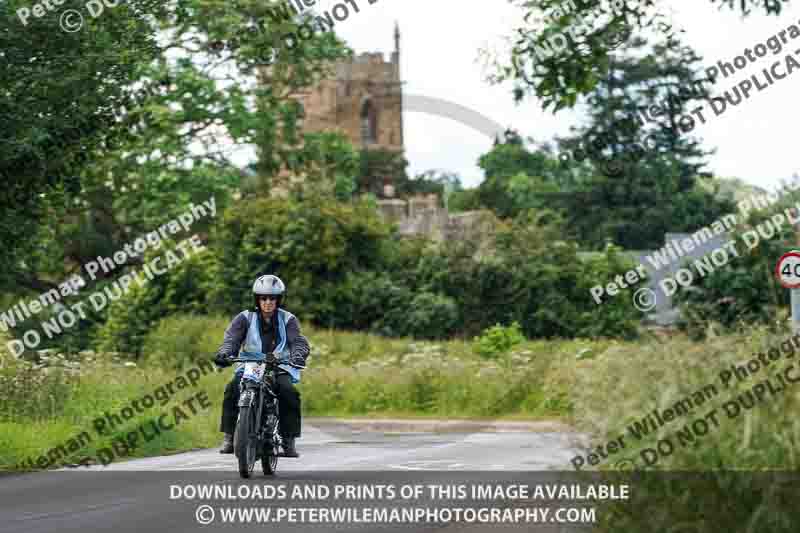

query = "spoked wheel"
[234,406,257,478]
[261,414,279,475]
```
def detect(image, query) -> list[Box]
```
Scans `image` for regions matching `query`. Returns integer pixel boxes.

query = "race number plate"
[242,362,265,382]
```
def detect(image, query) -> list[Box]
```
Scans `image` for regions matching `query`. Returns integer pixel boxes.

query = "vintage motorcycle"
[227,352,283,478]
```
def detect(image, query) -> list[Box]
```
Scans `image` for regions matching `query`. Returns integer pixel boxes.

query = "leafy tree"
[2,0,351,296]
[209,196,393,323]
[490,0,788,111]
[557,36,712,182]
[551,35,735,249]
[477,29,737,249]
[448,189,482,213]
[358,148,409,196]
[281,132,359,201]
[0,0,164,292]
[357,150,464,201]
[399,169,464,200]
[1,0,355,356]
[477,130,582,218]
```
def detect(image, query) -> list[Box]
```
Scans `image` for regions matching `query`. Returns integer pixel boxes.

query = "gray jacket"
[216,310,311,365]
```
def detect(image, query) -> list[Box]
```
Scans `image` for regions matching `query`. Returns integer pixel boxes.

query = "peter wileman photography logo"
[1,197,217,357]
[16,0,126,33]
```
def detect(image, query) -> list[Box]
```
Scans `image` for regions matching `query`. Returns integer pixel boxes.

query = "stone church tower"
[289,24,404,197]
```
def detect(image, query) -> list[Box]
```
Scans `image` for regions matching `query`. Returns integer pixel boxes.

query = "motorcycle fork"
[253,385,264,441]
[261,376,278,446]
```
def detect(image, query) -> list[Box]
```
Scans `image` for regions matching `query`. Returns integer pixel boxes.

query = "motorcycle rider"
[213,275,310,457]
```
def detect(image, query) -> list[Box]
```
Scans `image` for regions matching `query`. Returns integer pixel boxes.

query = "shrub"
[324,271,409,331]
[90,197,640,349]
[94,246,217,357]
[673,188,797,337]
[494,211,640,339]
[413,210,641,339]
[448,188,481,213]
[473,322,525,359]
[0,334,73,423]
[401,292,460,339]
[375,291,461,340]
[327,273,459,339]
[141,314,230,370]
[209,195,392,322]
[94,195,401,355]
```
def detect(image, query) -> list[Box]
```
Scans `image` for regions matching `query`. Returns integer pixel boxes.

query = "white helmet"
[253,275,286,295]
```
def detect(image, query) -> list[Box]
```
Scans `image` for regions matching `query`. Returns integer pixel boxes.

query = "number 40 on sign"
[776,251,800,288]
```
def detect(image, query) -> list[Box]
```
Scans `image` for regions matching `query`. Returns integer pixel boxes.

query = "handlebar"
[227,353,280,364]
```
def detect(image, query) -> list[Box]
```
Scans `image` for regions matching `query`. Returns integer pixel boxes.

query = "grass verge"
[1,318,601,471]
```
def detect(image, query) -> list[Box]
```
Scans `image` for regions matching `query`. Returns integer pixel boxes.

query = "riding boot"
[281,437,299,458]
[220,376,240,435]
[219,433,234,454]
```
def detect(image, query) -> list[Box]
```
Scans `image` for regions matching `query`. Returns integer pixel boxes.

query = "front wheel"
[234,406,257,478]
[261,413,279,475]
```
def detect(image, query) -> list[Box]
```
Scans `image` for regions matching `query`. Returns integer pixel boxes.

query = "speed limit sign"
[776,251,800,288]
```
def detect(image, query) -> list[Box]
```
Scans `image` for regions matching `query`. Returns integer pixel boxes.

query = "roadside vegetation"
[568,324,800,470]
[576,325,800,532]
[7,316,799,477]
[1,322,605,471]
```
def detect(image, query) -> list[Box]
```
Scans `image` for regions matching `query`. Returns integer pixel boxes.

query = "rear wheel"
[234,406,257,478]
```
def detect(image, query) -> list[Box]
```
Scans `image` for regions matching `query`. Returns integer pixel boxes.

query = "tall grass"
[0,338,227,471]
[558,326,800,532]
[9,309,799,480]
[0,316,598,471]
[561,326,800,469]
[301,327,604,418]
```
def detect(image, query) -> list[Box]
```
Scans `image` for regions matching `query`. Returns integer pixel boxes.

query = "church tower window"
[360,99,378,145]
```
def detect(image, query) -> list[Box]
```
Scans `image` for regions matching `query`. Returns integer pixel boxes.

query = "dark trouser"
[220,371,302,439]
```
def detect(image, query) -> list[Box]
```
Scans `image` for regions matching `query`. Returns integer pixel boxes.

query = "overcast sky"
[315,0,800,191]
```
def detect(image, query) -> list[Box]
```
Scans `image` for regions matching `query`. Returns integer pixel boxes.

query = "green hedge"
[93,245,217,358]
[408,210,641,339]
[90,198,639,357]
[208,194,392,321]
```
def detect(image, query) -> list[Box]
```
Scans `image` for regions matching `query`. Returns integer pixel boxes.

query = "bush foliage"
[673,186,798,337]
[473,322,526,359]
[26,195,641,357]
[141,314,230,370]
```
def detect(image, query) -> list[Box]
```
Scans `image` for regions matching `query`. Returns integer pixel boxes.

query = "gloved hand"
[214,353,232,368]
[288,353,306,370]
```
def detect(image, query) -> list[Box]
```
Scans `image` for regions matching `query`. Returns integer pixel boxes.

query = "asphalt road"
[0,422,588,533]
